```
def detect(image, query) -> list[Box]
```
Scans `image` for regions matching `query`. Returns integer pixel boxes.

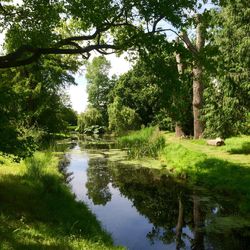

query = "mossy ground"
[0,152,123,250]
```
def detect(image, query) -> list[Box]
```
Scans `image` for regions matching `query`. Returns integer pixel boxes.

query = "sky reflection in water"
[65,144,250,250]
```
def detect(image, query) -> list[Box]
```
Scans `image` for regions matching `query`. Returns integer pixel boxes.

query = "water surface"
[63,141,250,250]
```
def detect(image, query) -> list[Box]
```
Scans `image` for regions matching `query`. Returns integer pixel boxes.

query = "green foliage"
[81,125,106,135]
[203,0,250,138]
[151,111,175,131]
[86,56,115,126]
[203,80,248,138]
[77,107,103,133]
[118,127,165,159]
[61,106,78,127]
[110,59,165,126]
[0,54,78,157]
[108,97,140,134]
[110,54,193,134]
[0,152,122,250]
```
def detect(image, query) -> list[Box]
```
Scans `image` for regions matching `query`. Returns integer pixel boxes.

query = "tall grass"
[24,152,55,179]
[118,127,165,159]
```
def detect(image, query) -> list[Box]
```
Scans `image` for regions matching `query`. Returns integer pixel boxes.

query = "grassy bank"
[0,152,123,250]
[119,129,250,211]
[162,135,250,212]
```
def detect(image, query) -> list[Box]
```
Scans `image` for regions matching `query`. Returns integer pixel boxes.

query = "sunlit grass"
[0,152,123,250]
[118,127,165,159]
[162,135,250,212]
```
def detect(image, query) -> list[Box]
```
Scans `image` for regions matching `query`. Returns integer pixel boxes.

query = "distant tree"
[77,107,102,132]
[85,56,115,126]
[62,106,78,127]
[108,97,140,134]
[110,55,193,134]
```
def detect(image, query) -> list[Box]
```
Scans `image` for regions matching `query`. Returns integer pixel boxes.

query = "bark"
[175,124,185,137]
[174,37,185,137]
[193,16,205,139]
[193,62,203,139]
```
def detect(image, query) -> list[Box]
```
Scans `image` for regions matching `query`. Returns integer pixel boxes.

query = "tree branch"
[0,43,120,68]
[180,31,198,55]
[152,16,164,32]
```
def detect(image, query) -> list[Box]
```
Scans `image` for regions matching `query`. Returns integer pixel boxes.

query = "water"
[63,141,250,250]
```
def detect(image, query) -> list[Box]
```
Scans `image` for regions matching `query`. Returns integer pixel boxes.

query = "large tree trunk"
[193,62,203,139]
[193,16,205,139]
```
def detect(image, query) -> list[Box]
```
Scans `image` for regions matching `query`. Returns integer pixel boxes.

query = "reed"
[118,127,165,159]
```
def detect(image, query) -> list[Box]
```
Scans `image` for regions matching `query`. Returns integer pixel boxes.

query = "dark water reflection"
[65,143,250,250]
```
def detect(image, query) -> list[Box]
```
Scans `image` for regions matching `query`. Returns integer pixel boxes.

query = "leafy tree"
[0,54,79,156]
[203,0,250,138]
[110,54,193,134]
[1,0,248,140]
[62,106,78,127]
[108,97,140,134]
[0,0,197,68]
[77,107,103,133]
[85,56,114,126]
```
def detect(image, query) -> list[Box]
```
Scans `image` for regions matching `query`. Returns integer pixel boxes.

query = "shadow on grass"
[0,170,114,249]
[194,158,250,212]
[228,142,250,155]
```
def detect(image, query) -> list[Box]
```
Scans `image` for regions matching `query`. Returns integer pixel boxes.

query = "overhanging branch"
[0,43,120,68]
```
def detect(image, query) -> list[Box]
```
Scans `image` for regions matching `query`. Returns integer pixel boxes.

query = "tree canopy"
[1,0,249,142]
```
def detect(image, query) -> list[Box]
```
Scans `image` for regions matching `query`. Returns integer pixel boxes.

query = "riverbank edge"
[117,133,250,210]
[0,152,124,250]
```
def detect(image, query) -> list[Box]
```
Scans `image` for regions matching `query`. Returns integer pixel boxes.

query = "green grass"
[0,153,123,250]
[118,127,165,159]
[164,133,250,166]
[119,132,250,212]
[162,134,250,212]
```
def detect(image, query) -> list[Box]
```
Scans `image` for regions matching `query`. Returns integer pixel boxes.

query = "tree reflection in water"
[85,157,250,249]
[86,158,112,205]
